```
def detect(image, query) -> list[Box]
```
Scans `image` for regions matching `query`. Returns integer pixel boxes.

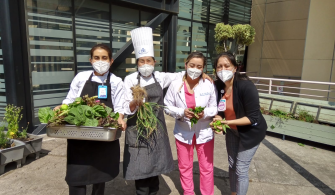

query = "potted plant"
[214,23,256,54]
[0,125,25,175]
[261,108,335,146]
[4,105,43,165]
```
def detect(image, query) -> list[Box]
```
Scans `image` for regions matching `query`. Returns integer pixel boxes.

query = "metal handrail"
[245,75,335,101]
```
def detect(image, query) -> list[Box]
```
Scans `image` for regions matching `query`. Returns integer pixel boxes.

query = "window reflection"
[26,0,74,123]
[75,0,110,72]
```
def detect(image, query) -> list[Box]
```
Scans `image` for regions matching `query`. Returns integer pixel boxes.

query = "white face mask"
[187,68,202,80]
[138,64,154,77]
[92,61,110,74]
[217,69,234,82]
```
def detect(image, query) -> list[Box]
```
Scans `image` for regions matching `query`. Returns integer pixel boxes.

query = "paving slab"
[0,115,334,195]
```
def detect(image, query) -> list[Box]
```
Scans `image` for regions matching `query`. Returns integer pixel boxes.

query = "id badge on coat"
[218,99,226,111]
[98,85,108,99]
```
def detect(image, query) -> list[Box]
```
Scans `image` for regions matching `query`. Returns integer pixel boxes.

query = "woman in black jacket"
[210,52,267,195]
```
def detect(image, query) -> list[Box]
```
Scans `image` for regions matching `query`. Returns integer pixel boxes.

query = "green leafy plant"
[189,106,205,127]
[214,23,255,54]
[214,23,234,53]
[0,124,11,149]
[38,95,120,128]
[4,105,28,140]
[211,119,230,133]
[298,143,305,147]
[296,109,315,123]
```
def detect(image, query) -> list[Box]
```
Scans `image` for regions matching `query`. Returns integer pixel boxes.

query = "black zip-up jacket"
[215,78,267,149]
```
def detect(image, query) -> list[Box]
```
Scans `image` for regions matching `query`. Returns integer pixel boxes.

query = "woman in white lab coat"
[164,52,218,195]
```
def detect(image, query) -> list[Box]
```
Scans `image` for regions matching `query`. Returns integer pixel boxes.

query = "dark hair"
[90,44,112,60]
[213,52,249,89]
[136,57,156,65]
[185,52,207,66]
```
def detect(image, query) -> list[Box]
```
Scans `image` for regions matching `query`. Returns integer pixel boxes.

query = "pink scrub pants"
[175,135,214,195]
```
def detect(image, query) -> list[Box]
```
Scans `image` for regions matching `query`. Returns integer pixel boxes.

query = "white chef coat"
[123,71,184,115]
[62,70,125,115]
[164,78,218,145]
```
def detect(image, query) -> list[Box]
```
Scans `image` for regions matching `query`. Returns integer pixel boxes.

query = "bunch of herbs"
[130,85,164,144]
[189,106,205,127]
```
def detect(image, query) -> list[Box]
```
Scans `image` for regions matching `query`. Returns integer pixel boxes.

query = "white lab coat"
[123,71,184,115]
[164,78,218,145]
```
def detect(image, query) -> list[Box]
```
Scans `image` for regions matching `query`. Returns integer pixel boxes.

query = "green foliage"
[133,102,164,144]
[232,24,256,46]
[214,22,256,54]
[269,109,295,120]
[4,104,28,139]
[38,107,55,123]
[189,106,205,127]
[214,23,234,42]
[0,124,10,149]
[38,95,120,128]
[212,119,230,133]
[296,109,315,123]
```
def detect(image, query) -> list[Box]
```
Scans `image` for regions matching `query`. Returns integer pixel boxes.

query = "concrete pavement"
[0,115,334,195]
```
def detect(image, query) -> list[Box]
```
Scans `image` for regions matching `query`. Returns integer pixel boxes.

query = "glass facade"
[0,21,5,118]
[21,0,251,125]
[177,0,252,73]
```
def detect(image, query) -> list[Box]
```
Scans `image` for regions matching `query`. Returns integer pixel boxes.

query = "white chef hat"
[130,27,154,59]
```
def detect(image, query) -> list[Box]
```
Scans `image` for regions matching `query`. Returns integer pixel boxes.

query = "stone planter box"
[0,139,25,175]
[264,115,335,146]
[21,134,43,165]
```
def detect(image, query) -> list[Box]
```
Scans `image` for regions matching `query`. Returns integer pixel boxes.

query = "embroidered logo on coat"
[200,92,211,96]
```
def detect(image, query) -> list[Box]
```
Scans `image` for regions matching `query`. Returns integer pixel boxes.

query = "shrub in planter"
[3,105,43,165]
[0,126,25,175]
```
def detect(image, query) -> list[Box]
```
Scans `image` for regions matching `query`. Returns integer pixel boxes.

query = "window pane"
[228,0,252,24]
[179,0,192,19]
[176,19,191,72]
[193,0,209,22]
[191,22,208,54]
[26,0,74,123]
[111,5,139,78]
[75,0,110,72]
[209,0,225,24]
[0,21,6,118]
[207,24,217,74]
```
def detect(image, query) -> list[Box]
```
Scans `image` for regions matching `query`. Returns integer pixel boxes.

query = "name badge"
[98,85,108,99]
[218,99,226,111]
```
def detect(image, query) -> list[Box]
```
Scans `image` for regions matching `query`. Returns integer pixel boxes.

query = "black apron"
[65,72,120,186]
[123,74,174,180]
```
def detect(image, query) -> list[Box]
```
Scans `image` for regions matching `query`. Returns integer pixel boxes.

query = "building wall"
[300,0,335,100]
[247,0,310,79]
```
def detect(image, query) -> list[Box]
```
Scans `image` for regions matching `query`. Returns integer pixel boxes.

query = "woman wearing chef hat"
[123,27,211,195]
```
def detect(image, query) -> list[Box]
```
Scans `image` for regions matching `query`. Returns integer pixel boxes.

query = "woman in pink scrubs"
[164,52,218,195]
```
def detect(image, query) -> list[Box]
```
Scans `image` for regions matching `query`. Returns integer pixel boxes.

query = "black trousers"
[69,182,105,195]
[135,176,160,195]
